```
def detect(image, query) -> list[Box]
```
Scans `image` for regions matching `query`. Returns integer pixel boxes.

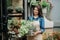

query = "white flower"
[18,20,35,37]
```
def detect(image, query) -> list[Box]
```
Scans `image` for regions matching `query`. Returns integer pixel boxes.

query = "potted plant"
[40,0,49,15]
[30,0,39,7]
[16,7,23,13]
[7,6,13,13]
[41,0,48,8]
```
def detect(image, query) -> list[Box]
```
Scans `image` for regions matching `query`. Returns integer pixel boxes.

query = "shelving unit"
[1,0,24,40]
[0,0,2,40]
[7,13,23,40]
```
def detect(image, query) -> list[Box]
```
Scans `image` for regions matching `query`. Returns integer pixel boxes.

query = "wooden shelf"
[8,14,22,17]
[8,14,22,16]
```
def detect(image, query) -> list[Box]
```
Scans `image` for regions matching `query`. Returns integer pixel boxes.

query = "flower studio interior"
[0,0,60,40]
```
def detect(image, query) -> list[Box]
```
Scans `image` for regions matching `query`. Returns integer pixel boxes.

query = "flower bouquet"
[43,32,60,40]
[18,20,36,37]
[8,17,36,37]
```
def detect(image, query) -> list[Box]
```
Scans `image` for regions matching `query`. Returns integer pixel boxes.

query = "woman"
[27,6,45,40]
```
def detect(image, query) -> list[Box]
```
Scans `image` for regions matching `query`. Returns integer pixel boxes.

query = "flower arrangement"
[18,20,36,37]
[8,18,36,37]
[43,32,60,40]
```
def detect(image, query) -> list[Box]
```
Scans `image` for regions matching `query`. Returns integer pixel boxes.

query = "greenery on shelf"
[15,7,23,13]
[7,6,13,13]
[7,6,23,13]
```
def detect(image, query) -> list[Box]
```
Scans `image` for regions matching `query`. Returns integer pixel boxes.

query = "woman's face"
[33,7,39,15]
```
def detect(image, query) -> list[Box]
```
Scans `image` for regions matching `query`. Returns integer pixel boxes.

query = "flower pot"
[42,7,47,16]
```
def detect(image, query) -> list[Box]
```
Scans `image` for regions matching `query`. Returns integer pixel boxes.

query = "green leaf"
[41,1,48,8]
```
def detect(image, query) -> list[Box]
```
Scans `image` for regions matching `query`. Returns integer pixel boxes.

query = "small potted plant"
[7,6,13,13]
[41,0,48,8]
[30,0,39,7]
[41,0,49,15]
[15,7,23,13]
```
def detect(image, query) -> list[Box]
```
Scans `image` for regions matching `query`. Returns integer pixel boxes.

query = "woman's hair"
[33,5,43,17]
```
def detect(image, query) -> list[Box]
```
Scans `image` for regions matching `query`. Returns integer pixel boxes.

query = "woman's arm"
[40,17,45,34]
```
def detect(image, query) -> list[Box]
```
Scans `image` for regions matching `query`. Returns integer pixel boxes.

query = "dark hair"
[33,5,43,17]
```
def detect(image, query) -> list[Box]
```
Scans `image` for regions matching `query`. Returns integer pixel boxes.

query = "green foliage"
[18,20,36,37]
[31,1,39,6]
[15,7,23,13]
[30,0,39,6]
[7,6,13,13]
[8,19,36,37]
[41,1,48,8]
[43,32,60,40]
[30,0,49,8]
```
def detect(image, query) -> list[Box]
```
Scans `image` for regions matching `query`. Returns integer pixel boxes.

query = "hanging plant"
[15,7,23,13]
[7,6,13,13]
[30,0,39,7]
[31,2,38,7]
[41,0,48,8]
[28,0,30,4]
[30,0,49,8]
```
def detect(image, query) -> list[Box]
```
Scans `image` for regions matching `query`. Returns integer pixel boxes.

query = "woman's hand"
[34,31,41,36]
[34,32,38,36]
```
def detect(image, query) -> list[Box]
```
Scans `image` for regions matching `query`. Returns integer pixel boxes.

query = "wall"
[48,0,60,26]
[12,0,23,8]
